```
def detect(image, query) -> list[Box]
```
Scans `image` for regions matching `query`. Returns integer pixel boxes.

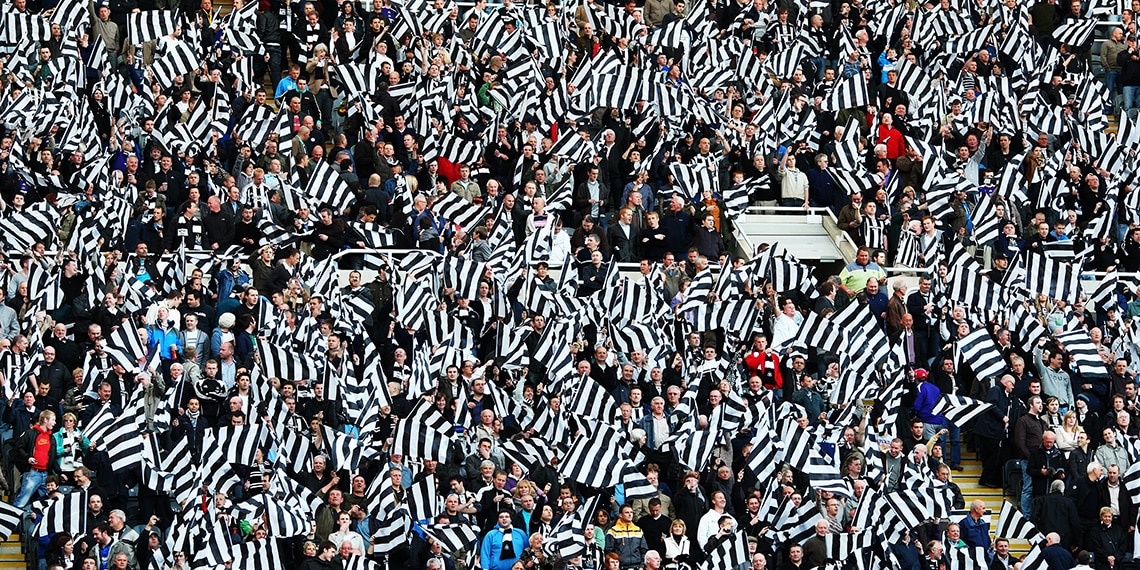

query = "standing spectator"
[1119,36,1140,118]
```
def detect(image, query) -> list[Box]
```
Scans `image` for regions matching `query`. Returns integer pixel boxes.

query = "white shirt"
[771,313,801,349]
[696,509,735,548]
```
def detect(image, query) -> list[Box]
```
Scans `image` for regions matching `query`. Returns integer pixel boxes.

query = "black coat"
[204,209,234,249]
[572,181,610,226]
[577,262,606,297]
[1097,480,1135,528]
[1068,475,1103,523]
[975,386,1014,440]
[1027,446,1067,496]
[1031,493,1082,549]
[307,222,346,260]
[1083,522,1127,569]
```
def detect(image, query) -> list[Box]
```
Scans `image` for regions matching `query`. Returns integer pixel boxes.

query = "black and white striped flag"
[557,428,636,489]
[823,71,869,112]
[126,10,177,45]
[825,531,874,561]
[564,377,620,423]
[390,399,453,463]
[151,40,199,89]
[321,424,362,472]
[778,310,846,358]
[259,339,320,383]
[930,394,994,426]
[4,14,50,44]
[0,208,57,252]
[995,499,1045,544]
[1052,18,1097,47]
[700,531,750,570]
[955,328,1008,382]
[33,489,86,537]
[423,523,479,553]
[297,159,354,210]
[1054,329,1111,379]
[231,538,283,570]
[0,501,21,540]
[406,473,438,522]
[1021,253,1081,304]
[671,427,718,471]
[772,502,823,545]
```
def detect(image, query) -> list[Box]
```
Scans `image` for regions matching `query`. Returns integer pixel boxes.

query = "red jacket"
[876,125,906,160]
[743,350,783,389]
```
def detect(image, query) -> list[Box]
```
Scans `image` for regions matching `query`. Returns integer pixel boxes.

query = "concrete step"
[951,459,1036,554]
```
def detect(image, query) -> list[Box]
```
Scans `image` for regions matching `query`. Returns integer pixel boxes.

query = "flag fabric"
[6,0,1132,559]
[955,328,1009,382]
[0,501,21,538]
[930,395,994,426]
[995,500,1045,544]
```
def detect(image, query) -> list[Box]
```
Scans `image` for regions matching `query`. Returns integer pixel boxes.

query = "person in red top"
[14,409,56,508]
[875,113,906,160]
[742,335,783,396]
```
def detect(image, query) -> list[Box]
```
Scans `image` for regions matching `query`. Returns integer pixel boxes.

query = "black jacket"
[306,222,346,260]
[1083,522,1127,568]
[1119,48,1140,87]
[1097,479,1135,528]
[166,214,204,252]
[975,386,1014,440]
[1068,475,1103,523]
[204,209,234,249]
[572,181,610,226]
[1027,445,1067,496]
[12,424,57,474]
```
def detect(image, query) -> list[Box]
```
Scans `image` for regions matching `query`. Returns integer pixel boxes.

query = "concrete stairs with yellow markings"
[0,538,25,570]
[952,457,1035,557]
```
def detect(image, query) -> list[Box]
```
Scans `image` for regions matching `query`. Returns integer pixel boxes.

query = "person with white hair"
[644,550,663,570]
[107,509,139,543]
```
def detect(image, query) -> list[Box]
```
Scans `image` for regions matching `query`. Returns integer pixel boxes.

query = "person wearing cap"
[134,520,165,570]
[211,313,236,359]
[987,251,1011,282]
[911,368,947,438]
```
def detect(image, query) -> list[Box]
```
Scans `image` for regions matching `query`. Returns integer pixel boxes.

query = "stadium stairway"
[0,526,23,570]
[952,457,1034,558]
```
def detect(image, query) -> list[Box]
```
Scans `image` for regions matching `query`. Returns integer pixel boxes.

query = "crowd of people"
[0,0,1139,568]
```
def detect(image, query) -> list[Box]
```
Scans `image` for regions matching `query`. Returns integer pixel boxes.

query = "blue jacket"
[479,526,528,570]
[958,513,990,550]
[1040,544,1075,570]
[913,381,945,424]
[807,167,836,206]
[991,234,1024,260]
[214,268,251,304]
[148,326,181,360]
